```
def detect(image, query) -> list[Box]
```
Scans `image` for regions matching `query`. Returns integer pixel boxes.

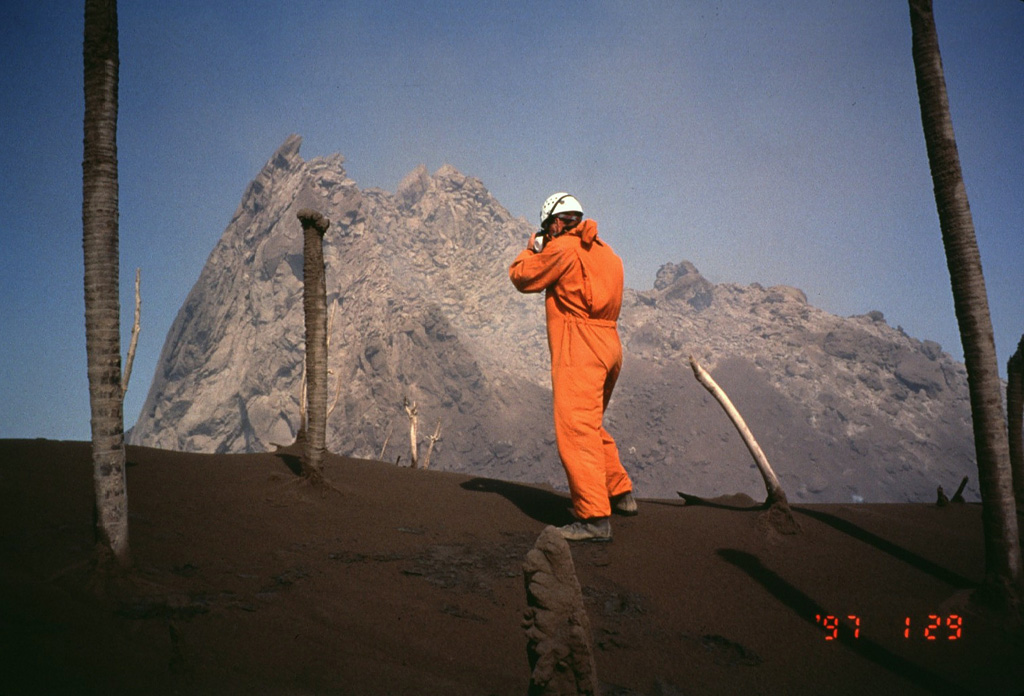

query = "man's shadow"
[460,477,576,526]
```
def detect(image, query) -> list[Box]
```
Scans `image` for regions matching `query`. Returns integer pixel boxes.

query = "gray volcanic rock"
[130,136,978,503]
[614,278,973,503]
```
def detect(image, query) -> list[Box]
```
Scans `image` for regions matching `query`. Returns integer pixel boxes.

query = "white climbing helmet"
[540,192,583,227]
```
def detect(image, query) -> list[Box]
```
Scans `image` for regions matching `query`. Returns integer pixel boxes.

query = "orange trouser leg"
[552,343,632,520]
[601,363,632,500]
[600,426,632,500]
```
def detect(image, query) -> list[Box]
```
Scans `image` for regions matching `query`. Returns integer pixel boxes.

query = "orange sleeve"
[509,239,575,294]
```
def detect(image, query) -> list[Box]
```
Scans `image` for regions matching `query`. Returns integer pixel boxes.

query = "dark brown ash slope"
[2,440,1022,695]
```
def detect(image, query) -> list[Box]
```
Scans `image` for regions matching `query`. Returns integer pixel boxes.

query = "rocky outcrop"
[130,136,978,503]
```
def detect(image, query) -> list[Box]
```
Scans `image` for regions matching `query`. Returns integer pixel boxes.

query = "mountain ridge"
[129,136,976,504]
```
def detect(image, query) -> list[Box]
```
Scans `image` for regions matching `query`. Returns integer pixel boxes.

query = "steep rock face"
[133,136,552,476]
[130,137,977,503]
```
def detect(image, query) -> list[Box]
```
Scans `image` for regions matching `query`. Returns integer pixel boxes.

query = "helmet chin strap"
[547,219,578,239]
[544,195,575,237]
[545,194,570,228]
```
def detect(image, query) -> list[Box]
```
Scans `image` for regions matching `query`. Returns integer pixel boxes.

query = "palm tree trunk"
[83,0,129,567]
[1008,337,1024,514]
[909,0,1021,609]
[297,209,330,483]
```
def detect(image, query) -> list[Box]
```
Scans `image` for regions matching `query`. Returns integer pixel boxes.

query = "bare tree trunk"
[379,422,393,462]
[326,299,344,419]
[1008,337,1024,514]
[909,0,1022,611]
[404,397,419,468]
[121,267,140,395]
[420,419,442,470]
[297,209,330,484]
[83,0,129,568]
[689,356,799,534]
[295,359,307,448]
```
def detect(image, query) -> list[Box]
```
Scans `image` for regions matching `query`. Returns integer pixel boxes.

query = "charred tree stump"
[522,526,599,696]
[937,478,968,507]
[297,209,330,484]
[688,356,800,534]
[951,476,969,503]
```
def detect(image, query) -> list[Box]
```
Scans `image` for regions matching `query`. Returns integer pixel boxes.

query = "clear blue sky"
[1,1,1021,441]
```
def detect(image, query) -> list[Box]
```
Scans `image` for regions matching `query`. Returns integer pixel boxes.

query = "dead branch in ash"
[379,422,393,462]
[686,355,800,534]
[420,419,442,470]
[326,299,344,419]
[937,476,969,507]
[121,267,141,395]
[404,397,419,468]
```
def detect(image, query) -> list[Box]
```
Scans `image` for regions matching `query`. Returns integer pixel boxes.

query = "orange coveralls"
[509,219,633,520]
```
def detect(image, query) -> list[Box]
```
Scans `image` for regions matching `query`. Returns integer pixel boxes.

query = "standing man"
[510,193,637,542]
